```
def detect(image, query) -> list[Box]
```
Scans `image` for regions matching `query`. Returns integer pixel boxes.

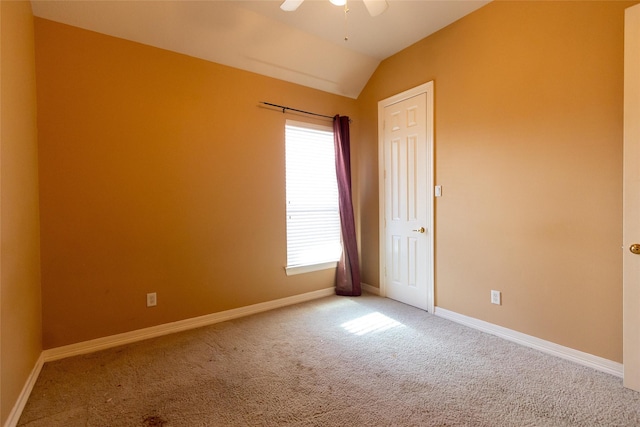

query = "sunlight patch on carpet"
[341,312,404,336]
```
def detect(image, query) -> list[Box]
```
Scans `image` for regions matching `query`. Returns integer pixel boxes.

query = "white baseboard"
[43,287,335,362]
[4,353,45,427]
[434,307,623,378]
[361,282,380,295]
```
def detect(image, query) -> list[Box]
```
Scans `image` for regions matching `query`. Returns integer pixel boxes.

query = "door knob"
[631,244,640,255]
[412,227,426,233]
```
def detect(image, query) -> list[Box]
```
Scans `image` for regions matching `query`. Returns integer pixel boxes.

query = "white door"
[379,82,434,312]
[623,2,640,392]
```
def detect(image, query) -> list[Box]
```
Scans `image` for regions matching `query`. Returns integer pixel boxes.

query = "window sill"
[285,261,338,276]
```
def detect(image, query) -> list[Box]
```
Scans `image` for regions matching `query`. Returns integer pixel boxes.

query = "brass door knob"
[412,227,426,233]
[631,244,640,255]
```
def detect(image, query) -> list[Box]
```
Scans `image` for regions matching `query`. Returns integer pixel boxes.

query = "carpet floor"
[18,294,640,426]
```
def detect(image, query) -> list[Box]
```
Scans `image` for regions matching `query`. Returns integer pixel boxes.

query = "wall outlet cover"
[491,290,501,305]
[146,292,157,307]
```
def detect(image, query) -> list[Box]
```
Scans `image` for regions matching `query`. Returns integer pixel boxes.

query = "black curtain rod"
[260,102,335,120]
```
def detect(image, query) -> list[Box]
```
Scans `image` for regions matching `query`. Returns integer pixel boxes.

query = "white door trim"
[623,2,640,391]
[378,81,435,313]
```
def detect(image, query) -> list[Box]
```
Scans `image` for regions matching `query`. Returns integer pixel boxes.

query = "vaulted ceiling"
[31,0,490,98]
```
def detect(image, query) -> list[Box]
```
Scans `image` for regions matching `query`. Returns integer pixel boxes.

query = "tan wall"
[34,18,358,349]
[1,1,42,424]
[358,0,637,362]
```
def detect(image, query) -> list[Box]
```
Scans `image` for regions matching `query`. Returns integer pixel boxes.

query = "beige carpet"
[18,294,640,426]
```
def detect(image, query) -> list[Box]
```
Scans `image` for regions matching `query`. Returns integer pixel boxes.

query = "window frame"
[284,119,341,276]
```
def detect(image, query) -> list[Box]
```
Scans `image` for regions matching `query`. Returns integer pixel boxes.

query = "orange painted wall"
[357,0,636,362]
[1,1,42,424]
[34,19,358,349]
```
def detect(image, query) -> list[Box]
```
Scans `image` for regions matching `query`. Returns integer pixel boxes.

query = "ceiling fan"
[280,0,389,17]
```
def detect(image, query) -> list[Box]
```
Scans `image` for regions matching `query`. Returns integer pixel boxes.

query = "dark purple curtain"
[333,115,361,296]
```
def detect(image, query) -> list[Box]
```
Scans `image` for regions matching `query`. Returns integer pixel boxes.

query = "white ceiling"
[30,0,490,99]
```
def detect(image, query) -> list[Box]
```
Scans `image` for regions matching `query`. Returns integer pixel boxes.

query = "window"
[285,120,341,275]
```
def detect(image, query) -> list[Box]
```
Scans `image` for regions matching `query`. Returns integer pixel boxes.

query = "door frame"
[378,81,435,313]
[623,2,640,392]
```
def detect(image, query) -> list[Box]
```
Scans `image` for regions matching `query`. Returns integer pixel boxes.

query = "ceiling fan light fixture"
[282,0,389,16]
[363,0,388,17]
[280,0,304,12]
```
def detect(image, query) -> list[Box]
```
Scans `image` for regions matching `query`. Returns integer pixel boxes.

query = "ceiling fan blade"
[280,0,304,12]
[363,0,388,17]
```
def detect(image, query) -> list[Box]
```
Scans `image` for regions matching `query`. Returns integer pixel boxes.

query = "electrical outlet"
[146,292,157,307]
[491,290,501,305]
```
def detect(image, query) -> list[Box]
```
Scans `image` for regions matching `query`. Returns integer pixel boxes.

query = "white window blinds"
[285,121,341,269]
